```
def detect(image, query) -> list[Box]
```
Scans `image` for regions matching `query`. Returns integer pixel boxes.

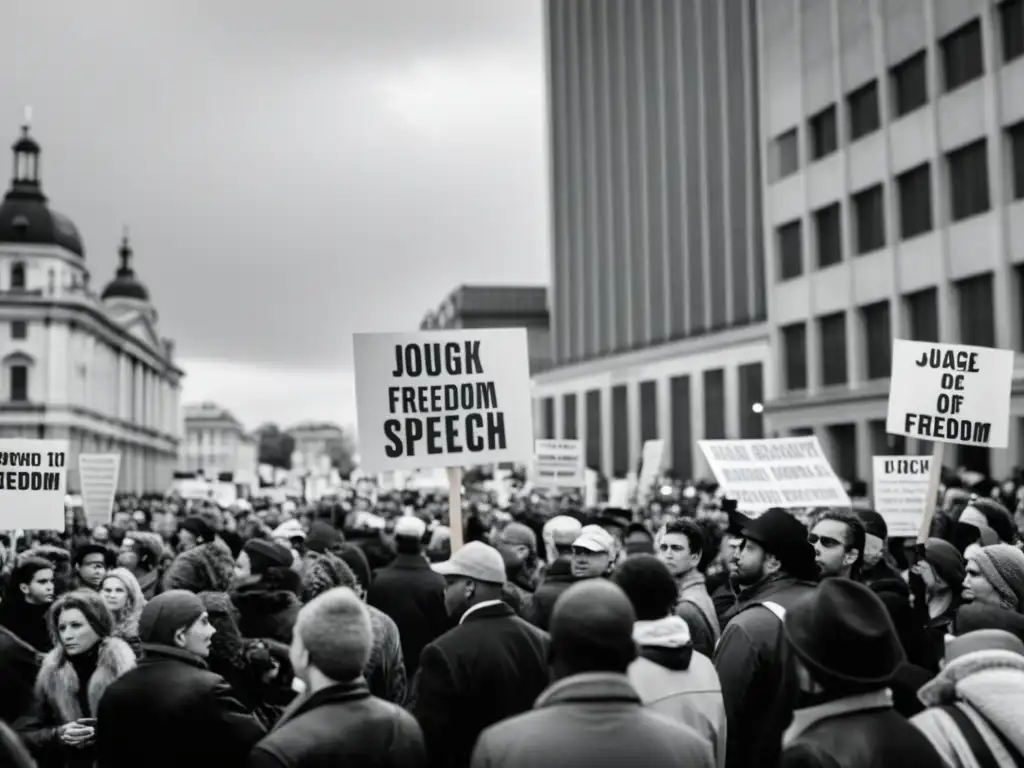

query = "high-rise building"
[0,124,183,493]
[534,0,768,480]
[758,0,1024,481]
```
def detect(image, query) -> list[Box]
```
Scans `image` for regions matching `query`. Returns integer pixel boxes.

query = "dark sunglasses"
[807,533,844,549]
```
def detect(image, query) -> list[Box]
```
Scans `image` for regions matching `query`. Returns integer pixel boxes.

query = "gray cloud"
[0,0,547,371]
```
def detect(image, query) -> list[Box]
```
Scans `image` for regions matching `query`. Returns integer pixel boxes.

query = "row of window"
[774,0,1024,180]
[781,271,1002,391]
[777,127,1024,280]
[537,364,765,479]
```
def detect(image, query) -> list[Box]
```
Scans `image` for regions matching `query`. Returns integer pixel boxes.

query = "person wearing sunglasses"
[808,510,865,581]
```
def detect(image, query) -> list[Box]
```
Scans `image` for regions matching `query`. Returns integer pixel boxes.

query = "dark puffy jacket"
[525,557,574,631]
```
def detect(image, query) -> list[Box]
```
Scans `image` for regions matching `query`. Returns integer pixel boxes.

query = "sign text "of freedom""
[902,349,990,444]
[384,342,506,458]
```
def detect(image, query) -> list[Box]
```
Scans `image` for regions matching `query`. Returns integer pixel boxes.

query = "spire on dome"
[101,228,150,302]
[11,107,41,190]
[118,227,134,274]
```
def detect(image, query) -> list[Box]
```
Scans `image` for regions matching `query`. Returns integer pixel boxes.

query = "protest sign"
[608,478,630,508]
[78,453,121,529]
[885,339,1014,540]
[886,339,1014,449]
[353,329,534,472]
[871,456,931,538]
[0,439,70,530]
[636,439,666,504]
[532,439,584,488]
[698,437,850,514]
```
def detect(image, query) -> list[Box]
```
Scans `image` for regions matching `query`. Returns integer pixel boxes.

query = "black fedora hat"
[739,508,816,580]
[784,578,905,691]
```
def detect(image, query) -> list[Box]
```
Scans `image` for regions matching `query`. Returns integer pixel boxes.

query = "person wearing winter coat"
[655,519,720,658]
[1,558,57,654]
[525,516,581,632]
[116,533,165,600]
[162,539,235,594]
[0,622,41,725]
[99,569,145,658]
[713,508,818,768]
[230,541,303,645]
[614,554,726,768]
[779,579,944,768]
[0,719,36,768]
[17,590,136,768]
[912,629,1024,767]
[96,590,266,768]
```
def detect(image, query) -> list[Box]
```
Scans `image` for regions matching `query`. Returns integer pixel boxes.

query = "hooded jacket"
[229,567,302,645]
[912,649,1024,767]
[628,615,726,768]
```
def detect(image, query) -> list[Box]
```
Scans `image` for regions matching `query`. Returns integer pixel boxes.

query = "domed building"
[0,122,183,494]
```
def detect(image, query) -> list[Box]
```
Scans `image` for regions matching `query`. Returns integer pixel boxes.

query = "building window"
[704,369,726,440]
[948,139,991,221]
[942,20,984,92]
[639,380,657,444]
[861,301,892,380]
[738,363,764,439]
[541,397,555,439]
[905,288,939,343]
[10,262,25,290]
[10,321,26,340]
[814,203,842,268]
[781,322,808,392]
[848,80,880,141]
[1010,122,1024,201]
[9,366,27,402]
[774,128,799,180]
[562,393,577,439]
[819,312,848,387]
[891,51,928,117]
[1001,0,1024,63]
[670,375,692,479]
[585,389,601,470]
[778,220,803,280]
[957,273,996,348]
[853,185,886,254]
[897,163,933,238]
[611,385,628,477]
[810,105,838,160]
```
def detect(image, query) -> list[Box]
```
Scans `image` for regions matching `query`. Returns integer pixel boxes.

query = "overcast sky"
[1,0,548,433]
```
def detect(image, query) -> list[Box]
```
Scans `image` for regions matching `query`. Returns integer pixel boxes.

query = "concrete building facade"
[180,402,257,483]
[759,0,1024,481]
[534,0,768,480]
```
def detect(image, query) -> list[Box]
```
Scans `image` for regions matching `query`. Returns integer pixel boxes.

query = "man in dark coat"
[0,558,55,654]
[0,623,40,724]
[410,542,550,768]
[97,590,266,768]
[247,587,425,768]
[780,578,945,768]
[367,517,449,678]
[713,508,818,768]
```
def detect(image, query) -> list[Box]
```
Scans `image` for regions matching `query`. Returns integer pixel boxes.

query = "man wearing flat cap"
[411,541,550,768]
[712,508,817,768]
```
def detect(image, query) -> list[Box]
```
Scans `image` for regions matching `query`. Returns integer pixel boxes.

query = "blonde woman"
[100,568,146,658]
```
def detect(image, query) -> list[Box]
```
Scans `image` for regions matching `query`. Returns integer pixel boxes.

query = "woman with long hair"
[17,590,136,767]
[99,569,146,658]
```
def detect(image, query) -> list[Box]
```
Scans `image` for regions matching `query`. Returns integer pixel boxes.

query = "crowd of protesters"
[0,468,1023,767]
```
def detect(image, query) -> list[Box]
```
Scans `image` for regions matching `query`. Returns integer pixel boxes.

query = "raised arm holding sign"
[353,328,535,552]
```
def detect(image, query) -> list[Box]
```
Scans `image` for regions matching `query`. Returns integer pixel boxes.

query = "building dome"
[0,124,85,257]
[101,232,150,302]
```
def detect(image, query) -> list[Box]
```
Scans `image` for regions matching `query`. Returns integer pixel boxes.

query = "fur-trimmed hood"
[36,636,136,721]
[229,569,302,644]
[162,540,235,594]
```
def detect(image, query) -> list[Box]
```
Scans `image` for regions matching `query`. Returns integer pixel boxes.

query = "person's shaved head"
[550,580,638,676]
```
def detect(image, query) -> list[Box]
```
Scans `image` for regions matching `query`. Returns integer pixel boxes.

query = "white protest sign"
[532,439,584,488]
[886,339,1014,448]
[636,439,666,504]
[353,328,535,473]
[0,439,70,530]
[608,479,630,508]
[871,455,931,538]
[584,468,599,508]
[78,453,121,529]
[698,437,851,514]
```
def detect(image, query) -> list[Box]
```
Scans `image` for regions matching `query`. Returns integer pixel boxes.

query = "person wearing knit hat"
[243,539,294,577]
[303,520,344,557]
[780,579,946,768]
[541,515,583,565]
[161,539,236,594]
[910,538,965,661]
[177,516,216,552]
[853,508,889,570]
[96,590,266,767]
[964,544,1024,613]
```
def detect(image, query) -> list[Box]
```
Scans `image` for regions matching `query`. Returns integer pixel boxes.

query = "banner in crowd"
[0,439,70,530]
[698,436,851,514]
[871,455,931,538]
[636,439,666,505]
[352,328,535,472]
[886,339,1014,448]
[78,453,121,529]
[532,439,584,488]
